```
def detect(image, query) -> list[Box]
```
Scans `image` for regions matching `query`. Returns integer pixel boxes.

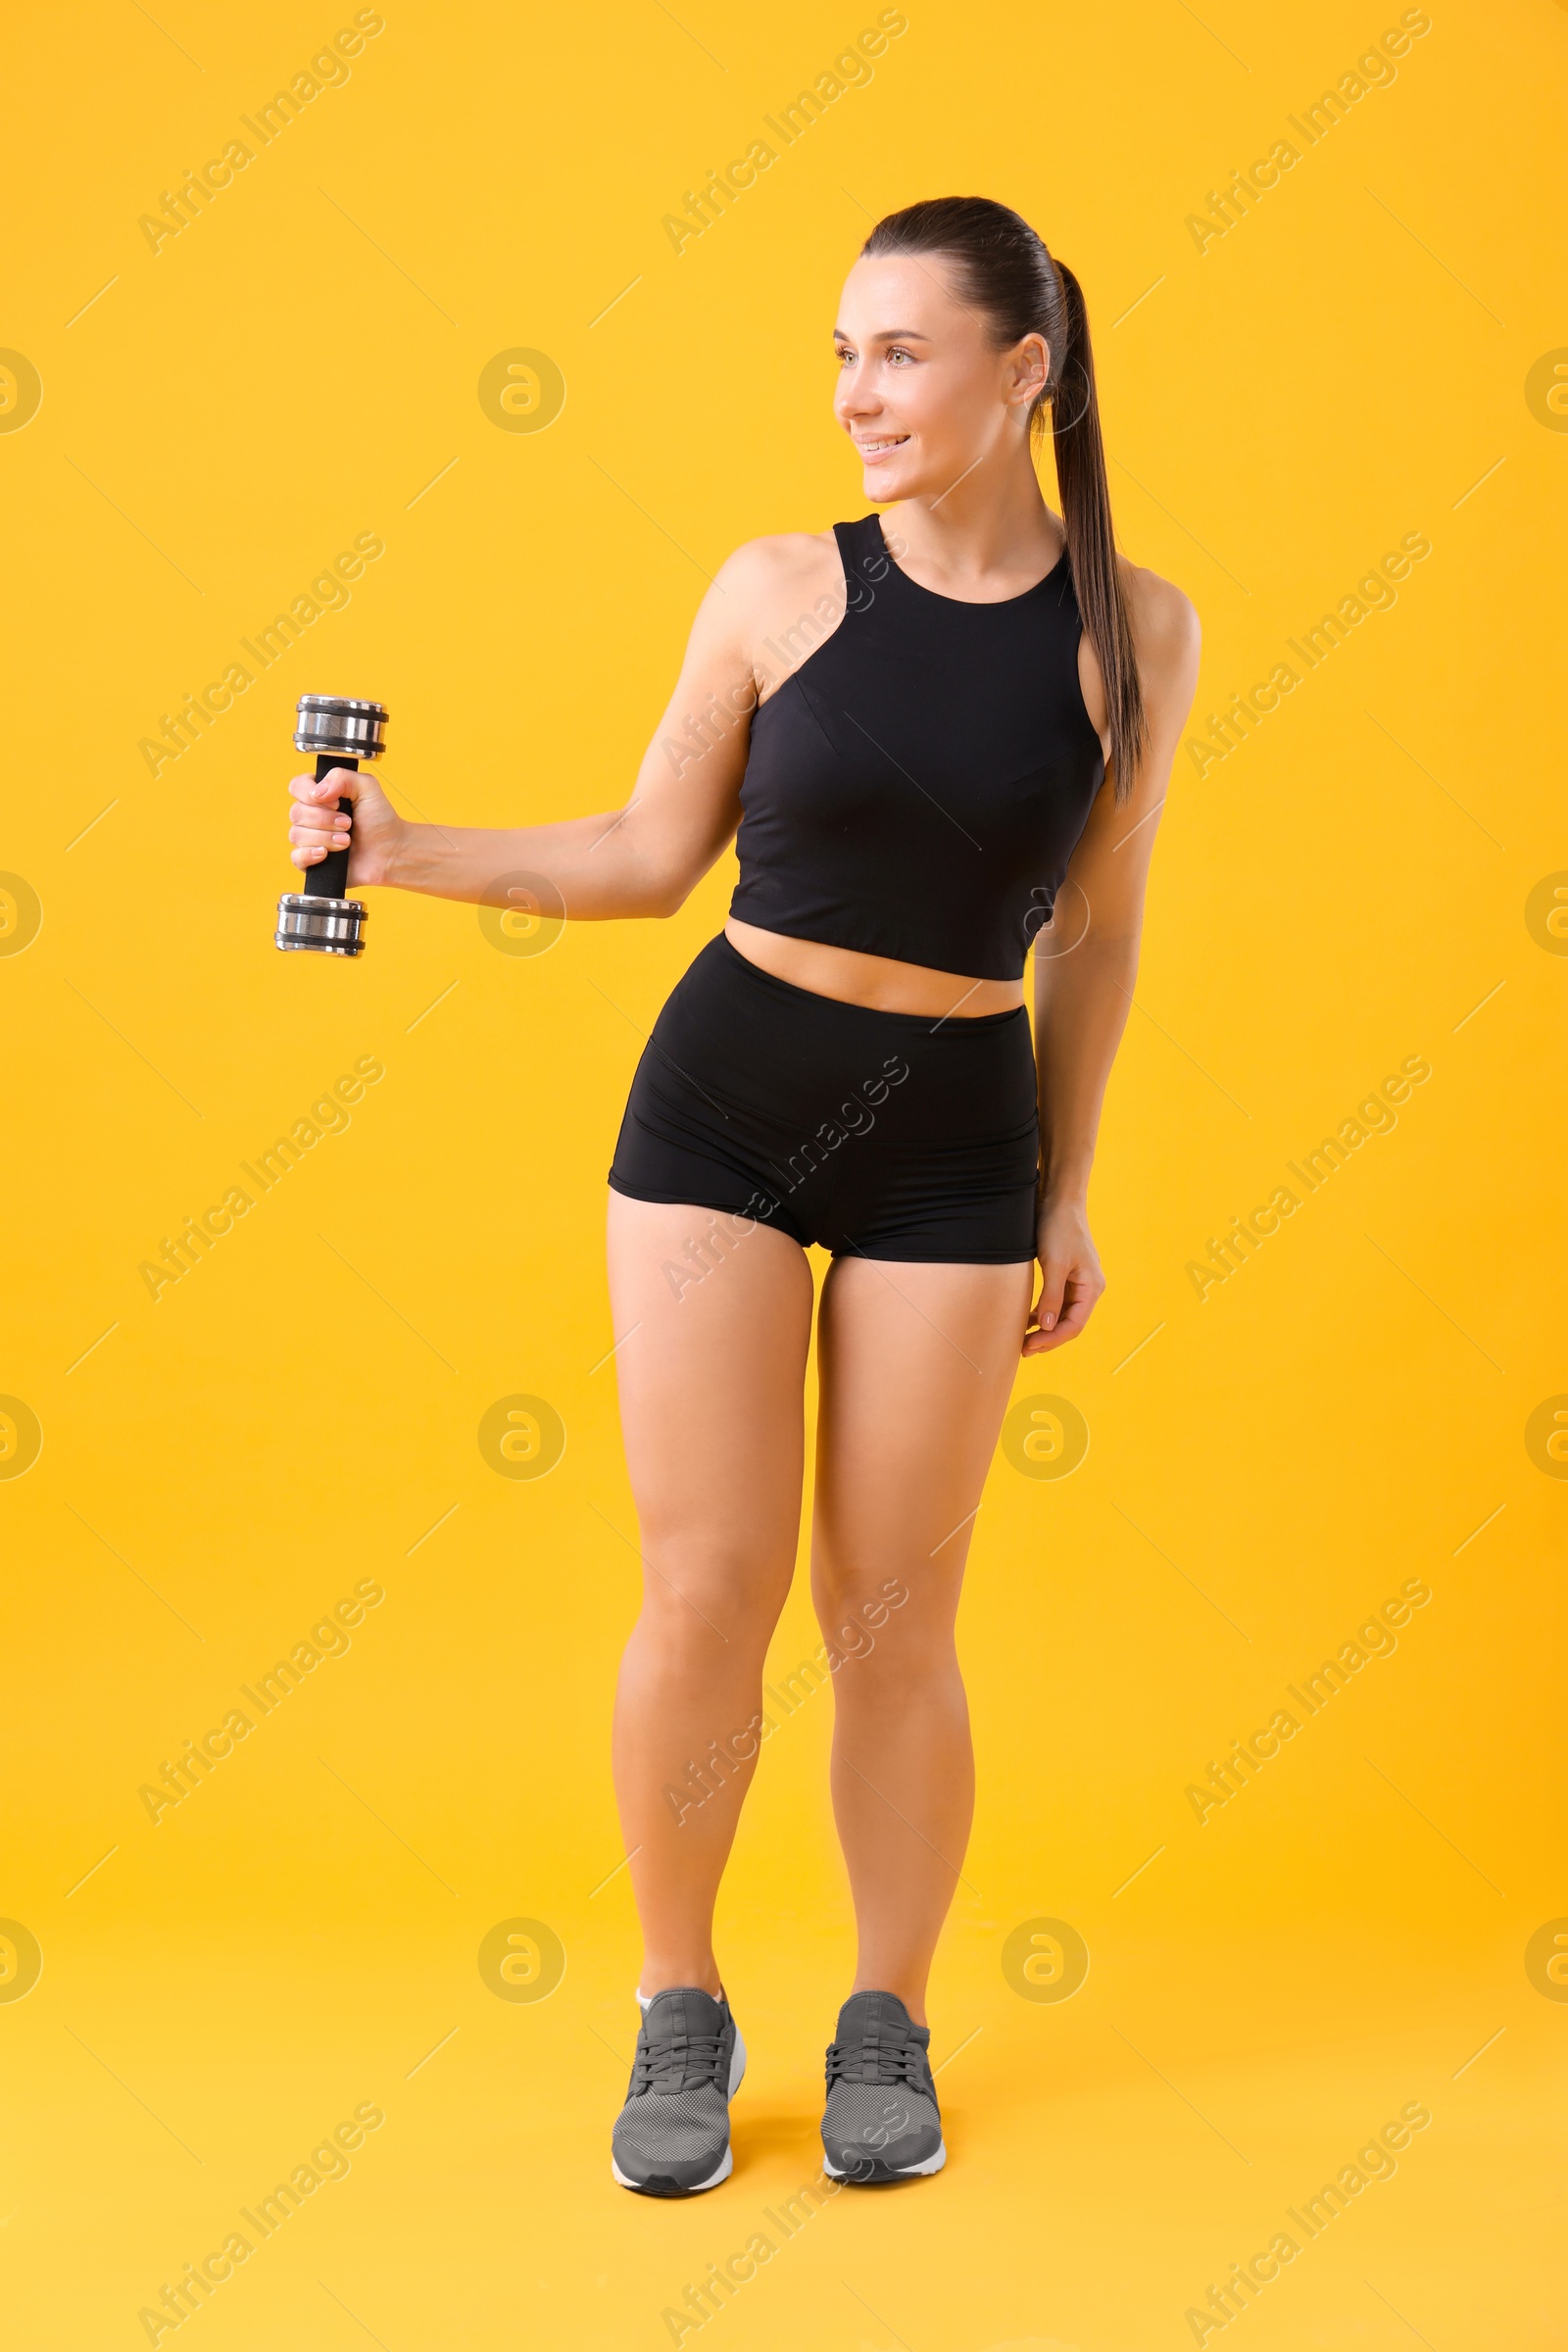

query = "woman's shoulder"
[1122,560,1201,672]
[1116,562,1201,752]
[714,527,845,609]
[709,531,855,685]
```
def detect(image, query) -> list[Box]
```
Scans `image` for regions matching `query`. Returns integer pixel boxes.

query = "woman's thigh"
[606,1194,816,1637]
[812,1254,1034,1631]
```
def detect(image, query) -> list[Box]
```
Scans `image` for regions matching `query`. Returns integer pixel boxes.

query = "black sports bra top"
[728,514,1106,983]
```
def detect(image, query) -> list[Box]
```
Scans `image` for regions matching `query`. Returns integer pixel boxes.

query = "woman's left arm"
[1023,571,1201,1354]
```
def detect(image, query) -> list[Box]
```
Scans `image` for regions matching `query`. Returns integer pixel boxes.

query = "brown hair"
[860,196,1145,800]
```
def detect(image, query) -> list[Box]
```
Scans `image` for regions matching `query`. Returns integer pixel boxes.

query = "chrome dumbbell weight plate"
[274,893,369,956]
[293,695,389,762]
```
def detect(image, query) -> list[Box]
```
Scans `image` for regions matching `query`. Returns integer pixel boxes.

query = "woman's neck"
[882,454,1062,597]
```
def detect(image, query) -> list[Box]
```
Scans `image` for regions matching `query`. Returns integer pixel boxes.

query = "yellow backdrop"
[3,3,1564,2346]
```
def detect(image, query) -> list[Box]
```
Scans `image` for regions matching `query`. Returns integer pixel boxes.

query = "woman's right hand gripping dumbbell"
[286,762,408,888]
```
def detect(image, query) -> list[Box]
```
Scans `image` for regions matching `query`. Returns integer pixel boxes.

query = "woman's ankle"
[849,1974,928,2027]
[637,1963,723,2000]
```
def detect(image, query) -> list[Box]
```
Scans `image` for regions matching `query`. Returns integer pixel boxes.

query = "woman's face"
[833,253,1047,506]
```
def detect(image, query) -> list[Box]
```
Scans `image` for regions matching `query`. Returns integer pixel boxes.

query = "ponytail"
[860,199,1147,801]
[1048,261,1145,802]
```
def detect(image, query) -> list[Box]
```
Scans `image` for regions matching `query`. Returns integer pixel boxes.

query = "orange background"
[2,2,1564,2346]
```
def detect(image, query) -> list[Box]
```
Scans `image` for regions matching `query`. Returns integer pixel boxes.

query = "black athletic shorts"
[607,933,1040,1263]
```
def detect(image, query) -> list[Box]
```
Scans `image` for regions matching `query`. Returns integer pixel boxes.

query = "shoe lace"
[824,2029,924,2089]
[633,2025,725,2095]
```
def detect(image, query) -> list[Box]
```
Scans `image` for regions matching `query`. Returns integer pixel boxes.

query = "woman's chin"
[859,461,915,503]
[859,460,956,507]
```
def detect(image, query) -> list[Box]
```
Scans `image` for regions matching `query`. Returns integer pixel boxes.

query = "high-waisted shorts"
[607,933,1040,1262]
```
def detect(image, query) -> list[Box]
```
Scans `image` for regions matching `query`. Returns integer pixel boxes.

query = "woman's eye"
[887,347,914,365]
[836,346,855,367]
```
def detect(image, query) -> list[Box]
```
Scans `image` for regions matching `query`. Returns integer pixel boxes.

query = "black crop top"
[728,514,1106,982]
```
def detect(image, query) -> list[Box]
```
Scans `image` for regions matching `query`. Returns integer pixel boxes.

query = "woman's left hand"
[1022,1194,1105,1354]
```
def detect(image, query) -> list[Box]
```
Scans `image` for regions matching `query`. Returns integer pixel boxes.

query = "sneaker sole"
[822,2136,947,2182]
[611,2028,747,2197]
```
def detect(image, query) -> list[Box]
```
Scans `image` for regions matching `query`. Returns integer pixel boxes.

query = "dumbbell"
[274,694,389,956]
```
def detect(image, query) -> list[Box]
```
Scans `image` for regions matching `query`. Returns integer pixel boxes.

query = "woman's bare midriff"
[724,917,1025,1019]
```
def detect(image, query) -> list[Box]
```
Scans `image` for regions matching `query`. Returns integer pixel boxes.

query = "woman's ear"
[1008,331,1050,407]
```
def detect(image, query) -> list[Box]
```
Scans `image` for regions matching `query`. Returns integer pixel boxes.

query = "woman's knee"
[812,1567,929,1658]
[816,1603,962,1704]
[633,1543,791,1654]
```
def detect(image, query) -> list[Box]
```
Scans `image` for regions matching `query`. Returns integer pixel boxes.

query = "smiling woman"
[285,188,1200,2200]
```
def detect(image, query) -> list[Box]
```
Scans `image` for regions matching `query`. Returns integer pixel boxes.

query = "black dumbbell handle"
[305,754,357,900]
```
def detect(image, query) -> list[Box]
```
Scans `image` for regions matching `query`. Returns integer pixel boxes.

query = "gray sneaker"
[821,1989,945,2181]
[611,1986,746,2196]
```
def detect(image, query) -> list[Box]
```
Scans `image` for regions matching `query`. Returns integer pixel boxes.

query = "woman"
[287,197,1200,2196]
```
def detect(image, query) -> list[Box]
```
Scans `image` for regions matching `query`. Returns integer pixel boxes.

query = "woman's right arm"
[286,548,771,919]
